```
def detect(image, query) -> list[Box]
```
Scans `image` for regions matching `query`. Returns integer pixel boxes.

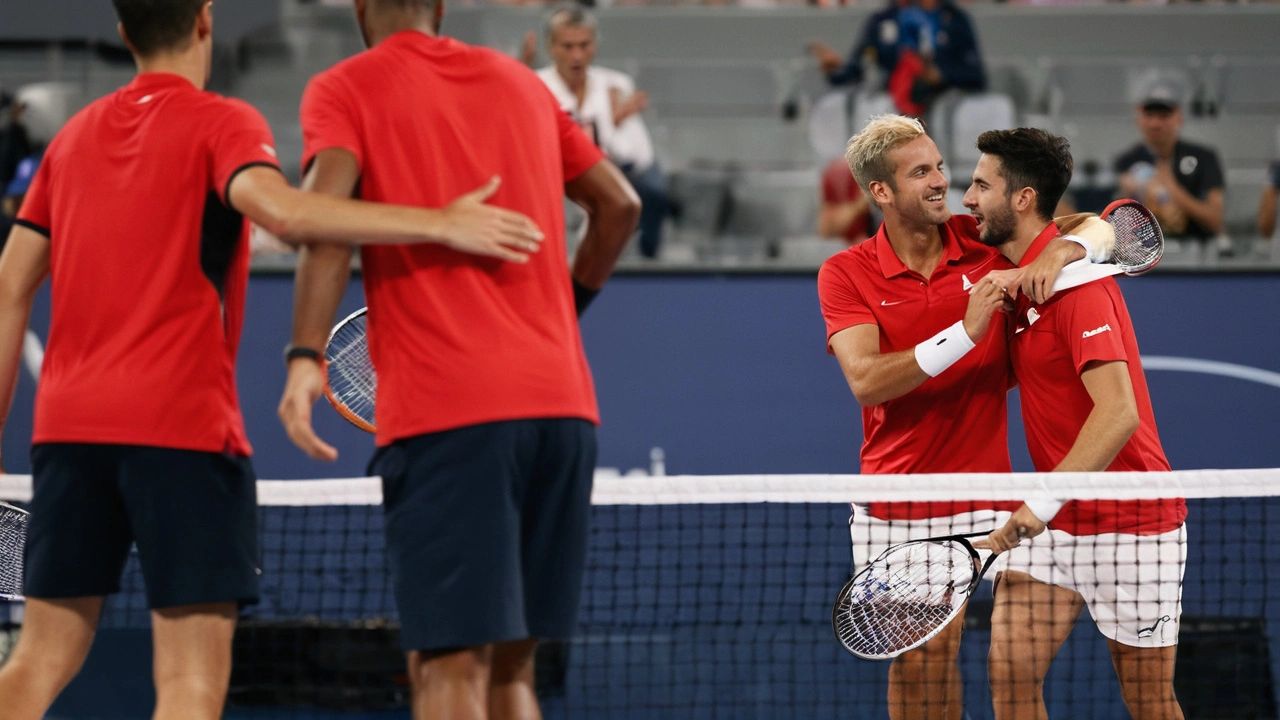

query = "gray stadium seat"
[636,63,781,119]
[946,92,1017,185]
[1215,60,1280,116]
[808,90,852,164]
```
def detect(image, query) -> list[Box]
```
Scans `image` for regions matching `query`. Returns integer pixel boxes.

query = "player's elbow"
[845,373,885,408]
[1109,398,1141,444]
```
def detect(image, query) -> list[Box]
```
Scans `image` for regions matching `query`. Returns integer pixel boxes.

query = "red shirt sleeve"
[14,151,53,237]
[556,99,604,182]
[300,71,364,176]
[818,257,875,351]
[208,99,282,208]
[822,159,858,204]
[1056,280,1128,374]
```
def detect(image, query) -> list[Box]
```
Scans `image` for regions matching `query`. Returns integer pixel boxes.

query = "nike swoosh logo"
[881,300,907,306]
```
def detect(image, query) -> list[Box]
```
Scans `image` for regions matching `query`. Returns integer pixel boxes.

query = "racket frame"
[832,530,998,660]
[1051,199,1165,293]
[322,307,377,434]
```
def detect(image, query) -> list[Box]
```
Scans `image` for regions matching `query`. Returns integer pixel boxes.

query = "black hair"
[975,128,1074,221]
[111,0,206,57]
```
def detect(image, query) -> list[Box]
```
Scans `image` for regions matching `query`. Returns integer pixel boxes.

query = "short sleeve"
[1056,281,1128,375]
[1113,146,1139,175]
[300,71,364,176]
[817,258,875,351]
[209,99,282,208]
[14,153,52,237]
[557,102,605,183]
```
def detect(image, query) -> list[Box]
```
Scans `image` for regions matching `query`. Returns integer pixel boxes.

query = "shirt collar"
[1016,221,1061,269]
[127,73,198,93]
[873,219,965,280]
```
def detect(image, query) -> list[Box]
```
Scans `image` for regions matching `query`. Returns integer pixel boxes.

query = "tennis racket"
[1052,199,1164,292]
[0,501,29,600]
[323,308,376,433]
[833,531,996,660]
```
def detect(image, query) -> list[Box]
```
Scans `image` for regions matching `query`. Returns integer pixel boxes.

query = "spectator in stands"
[806,0,986,117]
[1114,81,1226,255]
[536,7,668,259]
[1257,160,1279,240]
[818,158,871,244]
[0,152,39,255]
[0,93,34,194]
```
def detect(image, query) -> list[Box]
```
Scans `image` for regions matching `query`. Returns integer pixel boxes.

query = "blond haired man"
[818,114,1093,720]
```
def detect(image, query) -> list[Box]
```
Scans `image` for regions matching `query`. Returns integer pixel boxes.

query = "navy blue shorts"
[25,443,260,609]
[370,418,597,652]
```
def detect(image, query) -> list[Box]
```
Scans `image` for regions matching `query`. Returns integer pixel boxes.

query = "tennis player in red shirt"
[275,1,640,718]
[818,114,1095,720]
[964,128,1185,720]
[0,2,548,718]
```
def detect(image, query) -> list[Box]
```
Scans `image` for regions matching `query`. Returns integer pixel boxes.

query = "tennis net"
[0,469,1277,719]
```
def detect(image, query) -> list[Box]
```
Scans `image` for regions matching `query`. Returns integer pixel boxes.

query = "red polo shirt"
[1010,223,1184,535]
[301,31,605,445]
[818,214,1020,519]
[16,73,280,456]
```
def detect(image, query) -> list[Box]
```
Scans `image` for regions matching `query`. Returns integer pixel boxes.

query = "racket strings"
[835,541,976,658]
[1107,204,1164,272]
[325,315,377,429]
[0,504,27,600]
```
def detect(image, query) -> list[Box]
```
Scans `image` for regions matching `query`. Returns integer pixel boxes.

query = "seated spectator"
[535,7,668,259]
[818,158,871,244]
[1114,81,1226,254]
[1,151,40,254]
[0,93,33,193]
[1258,160,1279,240]
[806,0,985,117]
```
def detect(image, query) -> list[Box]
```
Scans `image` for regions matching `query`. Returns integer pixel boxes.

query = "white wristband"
[1063,233,1111,263]
[914,321,975,378]
[1024,498,1066,524]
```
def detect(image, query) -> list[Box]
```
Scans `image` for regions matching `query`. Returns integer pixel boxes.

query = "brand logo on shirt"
[1180,156,1198,175]
[962,274,973,291]
[881,299,907,307]
[138,95,154,104]
[1082,324,1112,339]
[261,144,278,158]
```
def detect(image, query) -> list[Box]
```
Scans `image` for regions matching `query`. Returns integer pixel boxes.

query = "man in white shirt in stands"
[537,6,668,259]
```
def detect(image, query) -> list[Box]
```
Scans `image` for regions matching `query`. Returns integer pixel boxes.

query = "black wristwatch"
[283,344,322,366]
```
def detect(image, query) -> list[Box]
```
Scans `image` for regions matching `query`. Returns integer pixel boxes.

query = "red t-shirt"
[16,73,280,456]
[821,159,870,245]
[818,215,1021,519]
[1011,224,1184,535]
[300,31,605,446]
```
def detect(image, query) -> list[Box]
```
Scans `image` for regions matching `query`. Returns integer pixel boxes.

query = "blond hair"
[844,114,926,195]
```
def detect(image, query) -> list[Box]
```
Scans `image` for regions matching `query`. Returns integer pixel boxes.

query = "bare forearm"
[261,190,452,247]
[291,244,354,350]
[568,161,641,290]
[840,348,930,407]
[1054,403,1138,472]
[1167,184,1223,234]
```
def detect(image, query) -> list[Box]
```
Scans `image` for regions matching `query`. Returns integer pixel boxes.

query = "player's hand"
[278,358,339,462]
[973,504,1048,555]
[438,176,545,263]
[806,40,843,75]
[962,277,1009,342]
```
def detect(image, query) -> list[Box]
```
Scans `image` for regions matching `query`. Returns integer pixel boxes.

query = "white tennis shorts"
[1001,525,1187,648]
[849,505,1014,579]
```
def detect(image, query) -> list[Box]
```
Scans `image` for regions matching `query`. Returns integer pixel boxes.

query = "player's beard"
[978,198,1017,247]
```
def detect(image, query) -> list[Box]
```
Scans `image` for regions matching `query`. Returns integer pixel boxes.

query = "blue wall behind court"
[4,272,1278,477]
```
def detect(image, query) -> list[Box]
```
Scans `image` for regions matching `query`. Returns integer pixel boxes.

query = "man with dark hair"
[0,1,545,717]
[275,0,639,718]
[1114,80,1226,256]
[964,128,1185,720]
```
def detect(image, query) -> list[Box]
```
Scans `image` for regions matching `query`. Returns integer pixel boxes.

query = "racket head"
[0,501,29,601]
[833,534,985,660]
[1101,199,1164,275]
[323,308,377,434]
